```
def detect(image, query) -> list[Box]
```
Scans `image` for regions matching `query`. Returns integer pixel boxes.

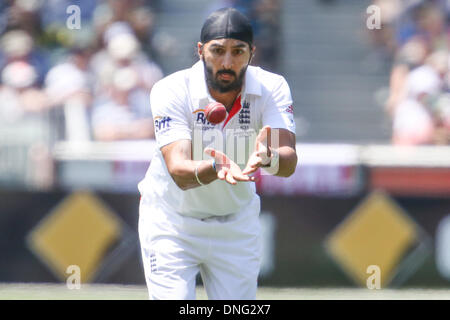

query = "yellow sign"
[326,191,418,287]
[27,191,122,282]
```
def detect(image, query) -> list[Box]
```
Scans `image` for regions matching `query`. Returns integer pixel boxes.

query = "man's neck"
[208,87,241,111]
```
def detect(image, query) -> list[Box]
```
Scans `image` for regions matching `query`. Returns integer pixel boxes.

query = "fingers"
[204,147,255,185]
[205,148,231,182]
[217,164,237,185]
[255,126,271,156]
[256,126,271,145]
[242,148,271,175]
[242,168,257,176]
[242,162,262,176]
[219,166,252,184]
[242,166,258,176]
[204,147,228,166]
[232,171,252,182]
[204,147,220,160]
[225,170,254,184]
[242,156,260,175]
[237,169,257,182]
[203,147,214,157]
[225,170,237,185]
[217,167,228,180]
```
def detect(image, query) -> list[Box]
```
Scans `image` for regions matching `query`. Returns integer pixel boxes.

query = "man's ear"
[249,45,256,63]
[197,42,204,58]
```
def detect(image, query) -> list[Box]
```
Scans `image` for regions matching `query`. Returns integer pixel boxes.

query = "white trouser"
[138,195,262,300]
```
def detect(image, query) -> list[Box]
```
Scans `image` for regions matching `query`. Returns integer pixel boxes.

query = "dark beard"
[202,57,247,93]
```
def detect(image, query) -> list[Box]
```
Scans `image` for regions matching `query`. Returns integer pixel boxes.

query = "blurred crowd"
[369,0,450,145]
[0,0,281,145]
[0,0,165,143]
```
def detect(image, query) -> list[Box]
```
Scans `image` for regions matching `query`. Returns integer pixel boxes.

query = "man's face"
[199,38,253,93]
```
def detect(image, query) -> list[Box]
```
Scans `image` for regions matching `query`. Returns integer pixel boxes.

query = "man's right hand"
[204,147,255,185]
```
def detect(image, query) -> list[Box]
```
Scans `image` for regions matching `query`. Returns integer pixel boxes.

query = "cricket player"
[138,7,297,300]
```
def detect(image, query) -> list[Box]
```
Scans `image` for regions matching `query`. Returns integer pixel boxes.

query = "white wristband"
[262,148,279,175]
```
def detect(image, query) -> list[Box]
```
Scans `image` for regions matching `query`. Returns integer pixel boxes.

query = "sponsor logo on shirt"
[192,109,216,130]
[154,116,172,133]
[285,105,294,114]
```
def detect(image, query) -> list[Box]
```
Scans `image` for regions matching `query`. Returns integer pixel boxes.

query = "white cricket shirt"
[138,60,295,219]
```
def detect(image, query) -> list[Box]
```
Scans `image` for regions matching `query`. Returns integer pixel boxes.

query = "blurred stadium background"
[1,0,450,299]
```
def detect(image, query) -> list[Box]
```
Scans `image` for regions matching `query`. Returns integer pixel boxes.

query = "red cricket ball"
[204,102,227,124]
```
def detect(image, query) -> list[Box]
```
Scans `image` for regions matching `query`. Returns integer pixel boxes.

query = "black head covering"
[200,8,253,47]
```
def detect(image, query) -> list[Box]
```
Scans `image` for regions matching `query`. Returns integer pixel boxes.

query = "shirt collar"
[190,60,209,100]
[189,60,262,100]
[244,65,262,97]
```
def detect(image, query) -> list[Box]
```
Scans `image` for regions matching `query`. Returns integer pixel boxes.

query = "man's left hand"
[242,125,272,175]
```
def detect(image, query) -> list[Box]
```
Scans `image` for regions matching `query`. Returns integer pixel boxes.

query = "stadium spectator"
[90,66,155,141]
[0,60,49,124]
[45,45,94,109]
[391,50,448,145]
[44,43,94,141]
[0,59,54,189]
[366,0,402,59]
[251,0,281,72]
[385,36,430,116]
[370,0,450,145]
[433,93,450,144]
[89,22,163,141]
[90,22,163,95]
[0,0,43,38]
[0,29,50,86]
[92,0,159,61]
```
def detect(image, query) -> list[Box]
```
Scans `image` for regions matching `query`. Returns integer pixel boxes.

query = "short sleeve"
[150,80,192,148]
[262,76,296,134]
